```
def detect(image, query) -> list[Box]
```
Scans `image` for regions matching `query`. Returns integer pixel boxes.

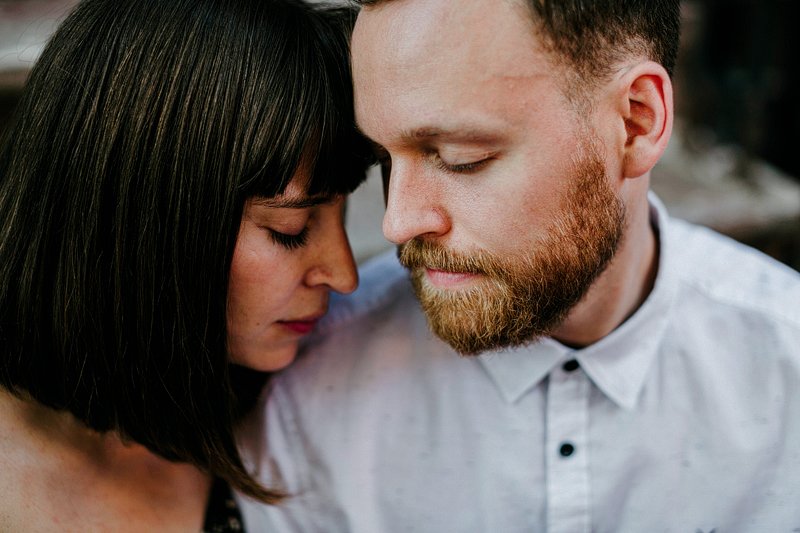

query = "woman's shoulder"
[0,388,214,531]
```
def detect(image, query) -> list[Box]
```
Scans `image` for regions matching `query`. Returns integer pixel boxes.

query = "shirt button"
[562,359,579,372]
[559,442,575,457]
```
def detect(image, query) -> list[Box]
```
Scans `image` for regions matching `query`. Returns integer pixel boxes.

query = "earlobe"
[620,62,673,179]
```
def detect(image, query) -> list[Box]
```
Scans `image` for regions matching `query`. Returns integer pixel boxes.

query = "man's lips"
[424,267,480,288]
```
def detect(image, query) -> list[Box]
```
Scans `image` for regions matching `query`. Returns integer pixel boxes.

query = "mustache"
[398,239,493,275]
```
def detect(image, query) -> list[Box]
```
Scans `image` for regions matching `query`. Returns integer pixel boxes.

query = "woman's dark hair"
[0,0,371,502]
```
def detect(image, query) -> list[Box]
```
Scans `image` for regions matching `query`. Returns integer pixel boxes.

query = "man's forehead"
[352,0,539,75]
[352,0,559,146]
[353,1,456,74]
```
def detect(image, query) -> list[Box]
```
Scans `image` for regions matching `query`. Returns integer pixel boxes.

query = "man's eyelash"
[268,227,309,250]
[435,159,489,173]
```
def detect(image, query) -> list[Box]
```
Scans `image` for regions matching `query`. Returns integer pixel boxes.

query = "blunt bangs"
[237,3,372,200]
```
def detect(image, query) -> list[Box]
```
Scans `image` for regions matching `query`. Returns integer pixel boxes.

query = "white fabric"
[238,196,800,532]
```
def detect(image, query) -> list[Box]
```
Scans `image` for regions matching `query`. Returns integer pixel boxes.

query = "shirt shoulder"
[667,218,800,327]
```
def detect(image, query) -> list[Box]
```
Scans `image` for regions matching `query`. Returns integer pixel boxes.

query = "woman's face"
[226,177,358,371]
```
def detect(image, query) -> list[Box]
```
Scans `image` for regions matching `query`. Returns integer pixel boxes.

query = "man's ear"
[618,61,673,178]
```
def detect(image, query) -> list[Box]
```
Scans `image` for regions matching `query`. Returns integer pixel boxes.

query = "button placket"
[546,359,590,533]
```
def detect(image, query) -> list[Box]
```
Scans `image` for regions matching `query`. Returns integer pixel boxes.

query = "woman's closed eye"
[268,226,309,250]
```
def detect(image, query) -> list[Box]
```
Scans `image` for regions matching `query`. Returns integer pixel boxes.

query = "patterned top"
[203,477,245,533]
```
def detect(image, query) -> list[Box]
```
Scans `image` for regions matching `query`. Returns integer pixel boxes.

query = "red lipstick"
[278,312,324,335]
[279,320,318,334]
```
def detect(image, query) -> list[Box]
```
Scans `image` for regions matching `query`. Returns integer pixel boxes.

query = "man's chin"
[410,272,548,356]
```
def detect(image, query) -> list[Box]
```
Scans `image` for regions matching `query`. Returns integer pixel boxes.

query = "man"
[239,1,800,531]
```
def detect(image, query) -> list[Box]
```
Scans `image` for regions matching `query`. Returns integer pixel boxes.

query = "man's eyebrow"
[251,195,334,209]
[401,127,504,144]
[358,125,506,150]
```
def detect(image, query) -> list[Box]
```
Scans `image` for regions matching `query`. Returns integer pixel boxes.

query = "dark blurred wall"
[676,1,799,181]
[0,77,22,141]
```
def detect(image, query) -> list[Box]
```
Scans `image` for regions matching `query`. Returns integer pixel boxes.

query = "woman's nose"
[304,205,358,294]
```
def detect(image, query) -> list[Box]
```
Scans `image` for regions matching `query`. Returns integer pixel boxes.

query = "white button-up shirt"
[238,197,800,532]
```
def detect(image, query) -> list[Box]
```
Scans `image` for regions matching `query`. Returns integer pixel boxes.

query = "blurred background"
[1,0,798,269]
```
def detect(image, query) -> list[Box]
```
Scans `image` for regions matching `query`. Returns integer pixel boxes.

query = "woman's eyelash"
[268,227,309,250]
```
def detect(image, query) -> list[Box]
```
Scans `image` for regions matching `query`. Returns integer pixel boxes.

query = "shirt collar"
[479,193,678,410]
[478,338,571,404]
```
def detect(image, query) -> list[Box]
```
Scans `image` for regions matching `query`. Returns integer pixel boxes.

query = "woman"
[0,0,371,530]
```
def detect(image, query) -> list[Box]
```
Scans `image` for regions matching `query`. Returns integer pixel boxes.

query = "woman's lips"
[424,268,480,288]
[279,321,317,334]
[278,314,324,335]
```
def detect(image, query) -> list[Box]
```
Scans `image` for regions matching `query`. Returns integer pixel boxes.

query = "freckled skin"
[226,177,358,371]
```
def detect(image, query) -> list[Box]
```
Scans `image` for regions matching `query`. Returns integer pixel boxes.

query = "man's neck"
[551,186,658,349]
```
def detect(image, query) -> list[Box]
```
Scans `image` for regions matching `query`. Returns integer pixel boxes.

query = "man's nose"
[382,162,450,245]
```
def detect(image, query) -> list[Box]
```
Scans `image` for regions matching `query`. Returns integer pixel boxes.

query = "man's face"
[352,0,624,354]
